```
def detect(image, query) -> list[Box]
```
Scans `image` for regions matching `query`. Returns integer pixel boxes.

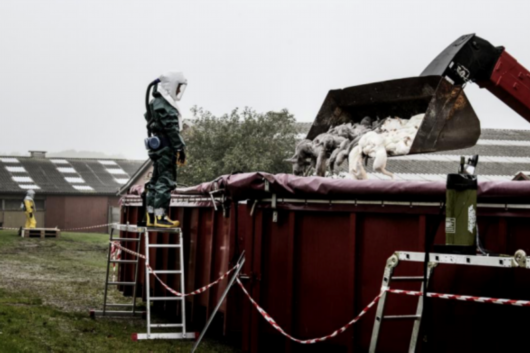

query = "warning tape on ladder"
[388,288,530,307]
[111,242,238,296]
[236,278,383,344]
[110,241,121,271]
[113,242,146,259]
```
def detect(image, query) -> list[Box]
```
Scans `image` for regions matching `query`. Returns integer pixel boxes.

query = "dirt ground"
[0,230,239,353]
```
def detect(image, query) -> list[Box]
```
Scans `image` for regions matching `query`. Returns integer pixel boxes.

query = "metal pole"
[102,227,114,315]
[191,252,246,353]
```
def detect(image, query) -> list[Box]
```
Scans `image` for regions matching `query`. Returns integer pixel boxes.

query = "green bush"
[179,107,297,186]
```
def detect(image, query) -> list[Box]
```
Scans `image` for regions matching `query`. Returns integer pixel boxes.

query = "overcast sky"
[1,0,529,160]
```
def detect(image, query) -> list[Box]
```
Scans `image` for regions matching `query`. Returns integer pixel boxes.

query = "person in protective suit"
[21,189,37,229]
[144,71,187,228]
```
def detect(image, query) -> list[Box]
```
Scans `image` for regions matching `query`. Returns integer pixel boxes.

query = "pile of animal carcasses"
[285,114,425,179]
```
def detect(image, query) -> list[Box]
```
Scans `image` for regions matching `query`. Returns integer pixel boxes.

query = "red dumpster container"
[120,173,530,352]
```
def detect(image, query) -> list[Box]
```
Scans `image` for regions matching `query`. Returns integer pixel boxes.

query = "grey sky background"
[1,0,529,160]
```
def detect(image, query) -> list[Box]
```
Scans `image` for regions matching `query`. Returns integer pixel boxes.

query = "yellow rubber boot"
[146,212,154,227]
[154,215,180,228]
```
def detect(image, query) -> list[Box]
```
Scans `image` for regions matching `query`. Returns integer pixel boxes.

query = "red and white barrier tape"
[388,288,530,307]
[111,242,237,296]
[110,241,122,271]
[112,242,146,259]
[148,263,239,297]
[236,278,382,344]
[0,223,114,232]
[239,286,530,346]
[115,240,384,344]
[62,223,115,231]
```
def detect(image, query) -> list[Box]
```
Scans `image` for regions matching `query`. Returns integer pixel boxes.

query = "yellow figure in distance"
[22,189,37,229]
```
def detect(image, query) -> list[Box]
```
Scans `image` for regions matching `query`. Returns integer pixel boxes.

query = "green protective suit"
[145,89,185,212]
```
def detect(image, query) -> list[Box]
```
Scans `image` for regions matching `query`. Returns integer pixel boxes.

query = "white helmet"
[159,71,187,102]
[27,189,35,197]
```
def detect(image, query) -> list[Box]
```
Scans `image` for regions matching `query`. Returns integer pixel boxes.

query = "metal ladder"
[369,250,530,352]
[134,226,196,340]
[91,223,145,318]
[369,253,436,353]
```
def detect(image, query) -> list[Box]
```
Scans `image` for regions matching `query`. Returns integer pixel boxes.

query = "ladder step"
[97,310,143,315]
[151,270,182,274]
[149,323,183,328]
[391,276,425,282]
[383,315,421,321]
[112,237,140,242]
[148,244,181,248]
[133,332,196,340]
[110,260,138,264]
[108,282,136,286]
[105,304,135,307]
[150,296,184,301]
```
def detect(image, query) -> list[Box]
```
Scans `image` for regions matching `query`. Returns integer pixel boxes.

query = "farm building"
[0,151,145,231]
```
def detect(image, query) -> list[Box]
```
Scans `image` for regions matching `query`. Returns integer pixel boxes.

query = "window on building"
[4,199,23,211]
[3,199,45,211]
[35,200,45,210]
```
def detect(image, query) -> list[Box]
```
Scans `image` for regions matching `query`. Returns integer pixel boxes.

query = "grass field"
[0,230,238,353]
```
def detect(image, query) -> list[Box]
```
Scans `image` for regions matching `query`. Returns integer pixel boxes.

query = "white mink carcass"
[348,113,425,180]
[381,116,406,132]
[349,131,394,180]
[406,113,425,129]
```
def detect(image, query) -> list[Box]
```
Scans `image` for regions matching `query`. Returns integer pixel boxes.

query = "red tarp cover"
[129,172,530,204]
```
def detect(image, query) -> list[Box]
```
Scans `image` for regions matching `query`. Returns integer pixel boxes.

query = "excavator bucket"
[307,75,481,154]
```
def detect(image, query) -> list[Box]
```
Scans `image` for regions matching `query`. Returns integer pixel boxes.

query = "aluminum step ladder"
[369,253,436,353]
[369,250,530,352]
[91,223,145,318]
[134,226,196,340]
